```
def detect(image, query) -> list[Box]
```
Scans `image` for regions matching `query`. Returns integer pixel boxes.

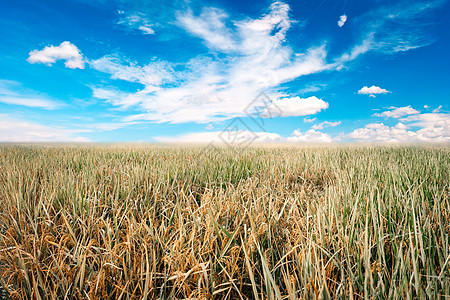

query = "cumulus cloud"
[358,85,390,96]
[374,106,420,118]
[348,111,450,143]
[338,15,347,27]
[348,123,413,142]
[27,41,85,69]
[261,96,328,118]
[0,114,89,142]
[154,128,333,144]
[288,129,333,143]
[400,112,449,127]
[311,121,341,130]
[118,12,155,35]
[0,80,61,109]
[154,130,278,144]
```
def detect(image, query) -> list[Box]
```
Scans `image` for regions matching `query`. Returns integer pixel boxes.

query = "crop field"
[0,145,449,299]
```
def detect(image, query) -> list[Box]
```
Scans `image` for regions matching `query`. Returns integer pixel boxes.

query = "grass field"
[0,145,449,299]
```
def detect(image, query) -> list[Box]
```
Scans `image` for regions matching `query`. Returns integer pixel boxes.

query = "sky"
[0,0,449,143]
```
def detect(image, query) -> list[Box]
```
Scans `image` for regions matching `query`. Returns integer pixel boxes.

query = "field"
[0,145,449,299]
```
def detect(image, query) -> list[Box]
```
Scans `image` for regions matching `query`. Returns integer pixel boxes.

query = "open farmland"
[0,145,449,299]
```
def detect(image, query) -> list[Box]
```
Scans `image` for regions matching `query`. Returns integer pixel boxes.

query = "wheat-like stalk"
[0,145,448,299]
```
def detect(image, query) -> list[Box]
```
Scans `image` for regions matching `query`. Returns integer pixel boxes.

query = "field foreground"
[0,145,449,299]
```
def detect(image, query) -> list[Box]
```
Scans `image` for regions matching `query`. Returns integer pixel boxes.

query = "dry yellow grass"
[0,145,449,299]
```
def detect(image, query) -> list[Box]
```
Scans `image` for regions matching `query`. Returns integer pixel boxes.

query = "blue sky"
[0,0,449,143]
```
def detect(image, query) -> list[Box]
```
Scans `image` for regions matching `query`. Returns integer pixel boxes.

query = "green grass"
[0,145,449,299]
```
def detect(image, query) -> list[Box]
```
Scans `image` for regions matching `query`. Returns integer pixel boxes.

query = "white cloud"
[400,112,449,127]
[177,7,236,52]
[26,1,443,130]
[0,97,59,109]
[0,80,61,109]
[138,25,155,35]
[27,41,85,69]
[337,36,373,64]
[288,129,333,143]
[91,87,146,108]
[118,12,155,35]
[297,84,326,95]
[336,1,444,64]
[311,121,341,130]
[369,1,444,53]
[154,110,450,143]
[0,114,89,142]
[89,121,140,131]
[338,15,347,27]
[261,96,328,118]
[303,117,317,123]
[374,106,420,118]
[432,105,442,113]
[154,128,333,144]
[154,130,279,143]
[348,111,450,142]
[348,123,413,142]
[90,2,334,124]
[358,85,390,96]
[90,56,173,87]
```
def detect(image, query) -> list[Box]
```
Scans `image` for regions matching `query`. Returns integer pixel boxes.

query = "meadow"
[0,145,449,299]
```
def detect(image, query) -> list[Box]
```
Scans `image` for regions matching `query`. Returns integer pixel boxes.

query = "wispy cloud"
[311,121,341,130]
[177,7,236,52]
[0,80,62,109]
[303,117,317,123]
[374,106,420,118]
[432,105,442,113]
[297,84,326,95]
[89,55,174,91]
[89,3,335,124]
[337,0,444,63]
[88,121,140,131]
[367,1,445,54]
[338,15,347,27]
[88,1,442,125]
[117,11,155,35]
[27,41,85,69]
[21,0,446,142]
[0,114,89,142]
